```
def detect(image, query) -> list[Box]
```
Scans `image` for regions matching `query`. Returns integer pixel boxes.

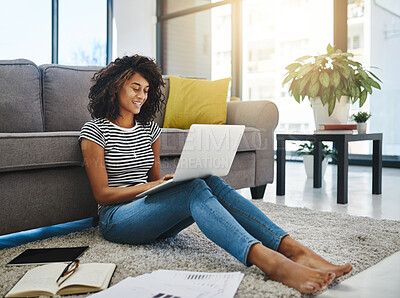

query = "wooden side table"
[276,133,383,204]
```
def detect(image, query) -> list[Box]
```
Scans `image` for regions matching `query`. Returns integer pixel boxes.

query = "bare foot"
[279,236,353,278]
[291,248,353,278]
[248,244,336,294]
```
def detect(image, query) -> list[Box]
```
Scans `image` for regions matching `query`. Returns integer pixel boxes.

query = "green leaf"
[352,111,371,122]
[360,90,368,107]
[321,88,330,105]
[285,62,302,71]
[295,55,312,62]
[308,81,320,98]
[332,70,341,88]
[299,74,311,94]
[335,88,342,101]
[340,65,351,79]
[319,72,330,88]
[333,61,353,80]
[327,43,334,55]
[282,71,297,85]
[355,86,361,99]
[350,85,357,97]
[290,80,301,103]
[340,52,354,58]
[310,71,319,85]
[293,94,301,103]
[367,70,382,82]
[348,60,360,67]
[358,68,369,80]
[315,57,328,67]
[361,79,373,93]
[297,64,313,78]
[367,77,381,90]
[328,97,336,116]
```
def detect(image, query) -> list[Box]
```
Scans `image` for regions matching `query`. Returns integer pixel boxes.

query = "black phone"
[7,246,89,266]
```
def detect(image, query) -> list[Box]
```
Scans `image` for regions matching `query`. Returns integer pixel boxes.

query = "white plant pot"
[310,96,350,130]
[357,122,367,134]
[303,155,328,178]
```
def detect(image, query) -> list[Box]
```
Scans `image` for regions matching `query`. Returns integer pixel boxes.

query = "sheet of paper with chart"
[88,270,244,298]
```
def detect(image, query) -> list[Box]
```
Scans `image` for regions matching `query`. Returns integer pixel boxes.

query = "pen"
[56,259,80,285]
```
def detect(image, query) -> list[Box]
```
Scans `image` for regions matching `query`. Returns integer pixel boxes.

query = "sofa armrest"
[226,100,279,132]
[226,100,279,187]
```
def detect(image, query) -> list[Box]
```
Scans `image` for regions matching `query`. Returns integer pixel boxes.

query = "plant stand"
[276,133,382,204]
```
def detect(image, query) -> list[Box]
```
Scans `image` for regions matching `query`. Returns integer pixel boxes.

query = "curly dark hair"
[88,55,165,123]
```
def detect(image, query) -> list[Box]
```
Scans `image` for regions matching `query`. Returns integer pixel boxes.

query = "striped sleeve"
[79,121,106,148]
[149,121,162,144]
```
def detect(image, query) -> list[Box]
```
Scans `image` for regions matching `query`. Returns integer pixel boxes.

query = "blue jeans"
[98,176,288,266]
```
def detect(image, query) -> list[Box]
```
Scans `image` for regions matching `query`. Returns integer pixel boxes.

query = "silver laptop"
[136,124,245,198]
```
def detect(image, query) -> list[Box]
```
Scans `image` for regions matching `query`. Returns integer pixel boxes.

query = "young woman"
[79,55,352,294]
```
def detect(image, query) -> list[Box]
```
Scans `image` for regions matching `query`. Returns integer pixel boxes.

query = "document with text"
[89,270,244,298]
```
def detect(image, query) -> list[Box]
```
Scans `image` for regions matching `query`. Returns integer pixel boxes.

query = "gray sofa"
[0,59,279,236]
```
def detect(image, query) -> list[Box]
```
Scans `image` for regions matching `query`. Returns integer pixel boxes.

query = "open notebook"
[136,124,245,198]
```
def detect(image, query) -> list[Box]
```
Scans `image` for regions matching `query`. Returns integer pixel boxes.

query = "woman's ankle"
[277,235,307,259]
[248,243,286,276]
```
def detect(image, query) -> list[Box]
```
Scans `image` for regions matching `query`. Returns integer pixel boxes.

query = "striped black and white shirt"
[79,118,161,188]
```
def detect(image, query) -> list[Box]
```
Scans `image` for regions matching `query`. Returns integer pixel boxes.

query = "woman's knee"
[204,175,231,195]
[187,178,208,190]
[205,175,221,182]
[205,175,224,185]
[101,225,157,245]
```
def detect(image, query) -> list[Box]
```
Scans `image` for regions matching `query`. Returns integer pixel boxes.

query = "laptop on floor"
[136,124,245,198]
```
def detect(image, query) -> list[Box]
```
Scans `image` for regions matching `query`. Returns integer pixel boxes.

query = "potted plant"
[295,141,336,178]
[351,111,371,134]
[283,43,381,129]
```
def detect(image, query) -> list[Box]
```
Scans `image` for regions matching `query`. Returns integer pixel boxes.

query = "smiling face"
[116,72,150,119]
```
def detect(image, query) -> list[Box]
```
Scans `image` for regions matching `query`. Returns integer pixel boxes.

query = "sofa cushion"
[163,75,230,129]
[40,64,102,132]
[160,127,261,156]
[0,132,82,172]
[0,59,43,133]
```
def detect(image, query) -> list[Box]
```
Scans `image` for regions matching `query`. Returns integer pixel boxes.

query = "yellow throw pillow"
[163,75,231,129]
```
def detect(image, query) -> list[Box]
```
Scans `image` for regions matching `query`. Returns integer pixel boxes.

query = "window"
[0,0,52,65]
[242,0,333,156]
[160,1,231,80]
[347,0,400,159]
[158,0,400,165]
[59,0,107,66]
[0,0,109,66]
[353,35,360,48]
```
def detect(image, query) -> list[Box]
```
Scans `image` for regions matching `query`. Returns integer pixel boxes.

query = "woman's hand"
[162,173,174,181]
[144,173,174,192]
[152,173,174,186]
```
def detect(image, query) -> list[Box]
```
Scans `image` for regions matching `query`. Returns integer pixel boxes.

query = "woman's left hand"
[162,173,174,181]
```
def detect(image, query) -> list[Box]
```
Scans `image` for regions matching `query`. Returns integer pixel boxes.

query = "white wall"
[113,0,157,59]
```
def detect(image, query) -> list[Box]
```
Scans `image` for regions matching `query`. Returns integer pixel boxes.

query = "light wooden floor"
[239,162,400,298]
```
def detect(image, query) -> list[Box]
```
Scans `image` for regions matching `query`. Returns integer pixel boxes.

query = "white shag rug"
[1,201,399,298]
